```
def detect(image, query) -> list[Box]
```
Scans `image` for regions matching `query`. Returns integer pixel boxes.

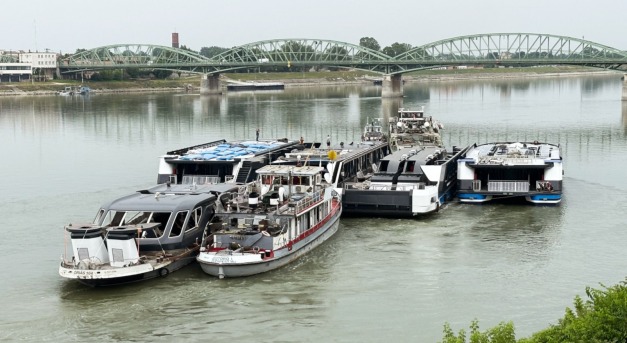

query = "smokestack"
[172,33,179,48]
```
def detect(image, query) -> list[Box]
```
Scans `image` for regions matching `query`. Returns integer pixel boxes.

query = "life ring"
[159,267,170,277]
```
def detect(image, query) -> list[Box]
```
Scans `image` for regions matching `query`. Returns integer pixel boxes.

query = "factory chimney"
[172,33,179,48]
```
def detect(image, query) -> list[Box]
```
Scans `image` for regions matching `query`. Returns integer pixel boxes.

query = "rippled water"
[2,74,627,342]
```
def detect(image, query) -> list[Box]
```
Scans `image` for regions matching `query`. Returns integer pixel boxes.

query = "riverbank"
[0,66,620,96]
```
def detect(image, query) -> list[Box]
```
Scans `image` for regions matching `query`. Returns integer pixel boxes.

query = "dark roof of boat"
[100,183,240,212]
[382,146,445,164]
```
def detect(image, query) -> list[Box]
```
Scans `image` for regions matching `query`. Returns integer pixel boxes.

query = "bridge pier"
[200,74,221,95]
[623,74,627,101]
[381,74,403,98]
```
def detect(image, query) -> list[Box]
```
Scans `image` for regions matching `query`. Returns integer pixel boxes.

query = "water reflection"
[5,73,627,342]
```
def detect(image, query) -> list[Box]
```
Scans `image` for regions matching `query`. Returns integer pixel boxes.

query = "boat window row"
[93,207,205,239]
[261,175,312,186]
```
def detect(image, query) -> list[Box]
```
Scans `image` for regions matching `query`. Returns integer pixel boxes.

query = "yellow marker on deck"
[327,150,337,160]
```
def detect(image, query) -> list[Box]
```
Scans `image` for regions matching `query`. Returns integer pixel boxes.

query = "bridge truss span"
[59,34,627,75]
[393,33,627,72]
[61,44,211,72]
[209,38,391,73]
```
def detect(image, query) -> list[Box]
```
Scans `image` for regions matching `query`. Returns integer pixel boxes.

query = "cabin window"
[121,211,151,225]
[186,207,202,232]
[170,211,188,237]
[148,212,170,238]
[93,209,105,225]
[101,210,125,227]
[406,161,415,173]
[100,211,170,237]
[262,175,273,185]
[379,160,390,172]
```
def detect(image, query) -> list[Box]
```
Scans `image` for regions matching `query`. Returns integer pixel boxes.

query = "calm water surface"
[2,74,627,342]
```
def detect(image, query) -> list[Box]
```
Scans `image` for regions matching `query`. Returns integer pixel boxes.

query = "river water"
[2,74,627,342]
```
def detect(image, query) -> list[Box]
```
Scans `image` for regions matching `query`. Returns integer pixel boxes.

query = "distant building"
[0,50,58,82]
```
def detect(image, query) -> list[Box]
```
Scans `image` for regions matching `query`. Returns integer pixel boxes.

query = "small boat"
[59,181,239,286]
[57,86,91,96]
[196,165,342,278]
[58,86,74,96]
[78,86,91,95]
[389,107,444,150]
[362,117,386,142]
[457,141,563,204]
[342,145,469,216]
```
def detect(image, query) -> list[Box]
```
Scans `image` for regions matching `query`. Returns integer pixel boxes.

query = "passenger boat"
[157,138,302,185]
[389,107,443,150]
[196,165,342,278]
[457,141,563,204]
[59,181,239,287]
[340,109,463,217]
[58,86,74,96]
[362,117,386,142]
[342,145,469,216]
[270,140,390,193]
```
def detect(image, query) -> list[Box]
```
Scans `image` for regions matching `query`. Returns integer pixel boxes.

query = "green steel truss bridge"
[62,33,627,75]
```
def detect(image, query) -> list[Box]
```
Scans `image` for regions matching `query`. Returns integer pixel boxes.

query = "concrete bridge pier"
[381,74,404,98]
[622,74,627,101]
[200,74,222,95]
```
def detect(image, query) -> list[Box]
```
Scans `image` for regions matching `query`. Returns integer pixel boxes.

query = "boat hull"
[458,193,562,204]
[342,187,454,217]
[58,247,198,287]
[198,208,341,278]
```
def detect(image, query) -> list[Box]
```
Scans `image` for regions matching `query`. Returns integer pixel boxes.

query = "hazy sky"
[5,0,627,53]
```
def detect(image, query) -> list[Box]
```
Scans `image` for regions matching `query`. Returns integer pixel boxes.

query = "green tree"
[328,46,349,60]
[382,42,412,57]
[359,37,381,51]
[178,45,197,53]
[521,281,627,343]
[200,46,228,58]
[441,320,516,343]
[442,280,627,343]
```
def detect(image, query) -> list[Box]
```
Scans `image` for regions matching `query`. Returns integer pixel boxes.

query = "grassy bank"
[0,66,616,95]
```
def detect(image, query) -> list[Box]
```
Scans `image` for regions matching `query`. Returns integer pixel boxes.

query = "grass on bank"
[0,66,609,92]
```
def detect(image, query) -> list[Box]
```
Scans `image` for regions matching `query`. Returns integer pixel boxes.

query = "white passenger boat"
[59,181,239,286]
[157,139,301,185]
[389,107,443,150]
[271,140,390,195]
[196,165,342,278]
[457,141,563,204]
[340,109,463,217]
[342,145,469,216]
[362,117,386,142]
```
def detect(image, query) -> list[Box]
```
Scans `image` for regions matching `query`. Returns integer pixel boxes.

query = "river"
[1,74,627,342]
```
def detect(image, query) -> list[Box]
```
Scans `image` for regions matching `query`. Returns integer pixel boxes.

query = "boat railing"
[478,156,535,165]
[487,181,529,192]
[291,191,323,214]
[182,175,221,185]
[343,183,426,191]
[370,184,426,191]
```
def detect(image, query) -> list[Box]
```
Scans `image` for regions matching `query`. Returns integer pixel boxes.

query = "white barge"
[457,141,563,204]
